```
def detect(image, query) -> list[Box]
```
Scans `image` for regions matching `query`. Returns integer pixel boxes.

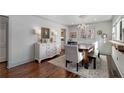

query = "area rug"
[48,55,109,78]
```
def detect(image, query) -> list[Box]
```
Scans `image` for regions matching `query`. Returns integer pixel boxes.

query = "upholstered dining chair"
[65,45,83,71]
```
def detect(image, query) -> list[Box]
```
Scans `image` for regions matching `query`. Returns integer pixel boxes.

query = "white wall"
[8,15,67,68]
[94,21,112,40]
[94,21,112,55]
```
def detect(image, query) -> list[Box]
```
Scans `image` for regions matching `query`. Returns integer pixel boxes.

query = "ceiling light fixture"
[77,24,86,31]
[94,18,97,21]
[79,15,87,19]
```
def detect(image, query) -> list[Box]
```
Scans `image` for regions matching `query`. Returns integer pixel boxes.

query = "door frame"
[0,15,9,64]
[61,28,66,51]
[61,28,66,44]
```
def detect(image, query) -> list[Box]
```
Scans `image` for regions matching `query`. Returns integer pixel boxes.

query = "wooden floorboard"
[107,55,121,78]
[0,53,122,78]
[0,60,80,78]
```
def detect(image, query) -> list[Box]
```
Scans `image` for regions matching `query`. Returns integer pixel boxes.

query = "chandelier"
[77,24,95,31]
[77,24,86,31]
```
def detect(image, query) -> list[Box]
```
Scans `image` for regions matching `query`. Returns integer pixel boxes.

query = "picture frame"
[41,27,50,39]
[70,32,77,38]
[97,30,103,35]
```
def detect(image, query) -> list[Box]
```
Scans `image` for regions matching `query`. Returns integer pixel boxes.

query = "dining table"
[78,43,95,69]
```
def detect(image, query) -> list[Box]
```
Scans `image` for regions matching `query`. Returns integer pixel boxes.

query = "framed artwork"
[97,30,102,35]
[70,32,77,38]
[80,29,86,38]
[61,29,66,37]
[41,27,50,39]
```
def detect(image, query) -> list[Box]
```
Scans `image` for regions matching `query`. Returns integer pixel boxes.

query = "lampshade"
[33,27,41,35]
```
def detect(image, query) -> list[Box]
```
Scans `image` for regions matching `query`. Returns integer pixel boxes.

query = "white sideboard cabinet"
[34,42,61,63]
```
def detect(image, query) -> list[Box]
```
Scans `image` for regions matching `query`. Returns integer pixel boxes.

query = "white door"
[0,16,8,62]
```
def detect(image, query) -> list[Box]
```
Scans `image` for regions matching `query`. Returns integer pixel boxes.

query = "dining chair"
[65,45,83,71]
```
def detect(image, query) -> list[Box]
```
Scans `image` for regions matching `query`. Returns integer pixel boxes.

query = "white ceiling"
[40,15,113,26]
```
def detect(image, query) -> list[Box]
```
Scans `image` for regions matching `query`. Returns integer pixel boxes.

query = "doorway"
[61,28,66,53]
[0,16,8,63]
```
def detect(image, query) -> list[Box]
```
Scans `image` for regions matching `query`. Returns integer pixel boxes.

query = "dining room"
[65,18,112,69]
[1,1,124,93]
[0,15,121,78]
[48,16,114,77]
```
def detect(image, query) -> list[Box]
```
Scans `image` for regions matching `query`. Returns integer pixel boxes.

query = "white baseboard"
[7,58,34,69]
[0,57,7,62]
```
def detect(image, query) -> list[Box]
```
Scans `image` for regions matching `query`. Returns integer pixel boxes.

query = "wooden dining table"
[78,43,95,68]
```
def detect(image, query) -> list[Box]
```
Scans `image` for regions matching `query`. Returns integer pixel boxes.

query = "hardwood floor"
[0,56,80,78]
[0,54,122,78]
[107,55,121,78]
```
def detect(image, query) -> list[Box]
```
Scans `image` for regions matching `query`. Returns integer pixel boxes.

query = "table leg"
[83,50,89,69]
[83,50,89,63]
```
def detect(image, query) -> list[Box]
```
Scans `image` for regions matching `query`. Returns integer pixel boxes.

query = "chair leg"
[82,61,84,66]
[93,58,96,69]
[66,60,68,67]
[76,63,78,72]
[84,63,89,69]
[98,52,100,58]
